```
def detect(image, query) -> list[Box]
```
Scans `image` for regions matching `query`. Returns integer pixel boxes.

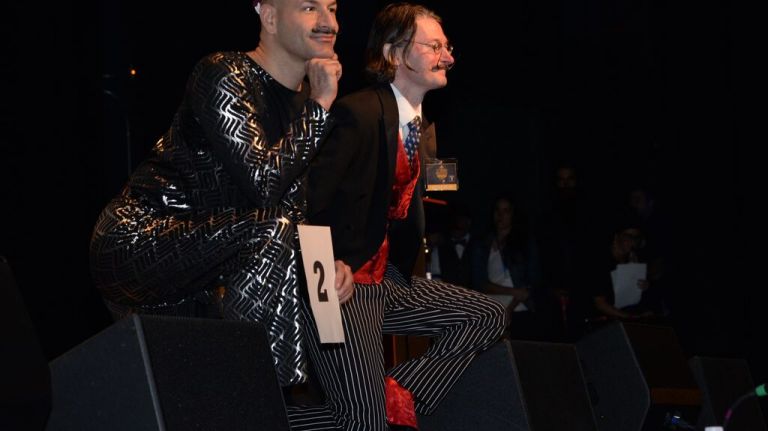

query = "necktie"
[404,115,422,163]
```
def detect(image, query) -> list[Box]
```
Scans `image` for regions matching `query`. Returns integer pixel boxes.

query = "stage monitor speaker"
[509,340,598,431]
[689,356,767,431]
[419,339,597,431]
[577,322,701,431]
[45,314,290,431]
[418,340,530,431]
[0,257,52,430]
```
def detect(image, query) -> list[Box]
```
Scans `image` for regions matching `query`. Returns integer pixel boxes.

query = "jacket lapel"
[418,119,436,162]
[376,85,399,189]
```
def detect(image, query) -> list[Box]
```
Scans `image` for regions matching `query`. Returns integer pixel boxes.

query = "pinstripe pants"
[288,265,506,430]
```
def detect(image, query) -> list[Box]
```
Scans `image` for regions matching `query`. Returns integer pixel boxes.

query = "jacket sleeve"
[187,54,331,206]
[306,100,362,225]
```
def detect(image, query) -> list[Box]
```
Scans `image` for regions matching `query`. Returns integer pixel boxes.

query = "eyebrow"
[303,0,337,7]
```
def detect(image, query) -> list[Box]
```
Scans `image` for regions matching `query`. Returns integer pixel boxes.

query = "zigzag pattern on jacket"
[90,52,330,386]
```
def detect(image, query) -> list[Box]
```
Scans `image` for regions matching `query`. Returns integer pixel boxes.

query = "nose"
[440,47,455,68]
[318,8,338,33]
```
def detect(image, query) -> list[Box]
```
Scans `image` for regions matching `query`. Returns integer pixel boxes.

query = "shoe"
[385,376,418,430]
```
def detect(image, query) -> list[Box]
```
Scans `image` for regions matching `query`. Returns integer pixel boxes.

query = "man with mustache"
[307,3,506,430]
[90,1,353,426]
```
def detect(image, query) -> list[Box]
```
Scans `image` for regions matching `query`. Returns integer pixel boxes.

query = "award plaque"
[425,158,458,191]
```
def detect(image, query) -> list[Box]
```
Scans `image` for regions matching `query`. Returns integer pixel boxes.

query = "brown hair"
[365,2,441,83]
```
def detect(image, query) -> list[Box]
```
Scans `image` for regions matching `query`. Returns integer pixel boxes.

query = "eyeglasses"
[409,40,454,56]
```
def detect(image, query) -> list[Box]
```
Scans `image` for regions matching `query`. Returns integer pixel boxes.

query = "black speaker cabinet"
[45,315,290,431]
[419,339,597,431]
[0,257,52,430]
[577,322,701,431]
[418,340,529,431]
[510,340,598,431]
[689,356,767,431]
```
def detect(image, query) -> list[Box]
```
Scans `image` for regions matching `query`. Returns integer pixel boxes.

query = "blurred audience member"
[538,163,605,340]
[590,224,665,321]
[428,204,475,288]
[473,196,542,340]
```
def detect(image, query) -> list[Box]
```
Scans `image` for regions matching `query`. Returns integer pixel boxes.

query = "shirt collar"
[390,83,422,127]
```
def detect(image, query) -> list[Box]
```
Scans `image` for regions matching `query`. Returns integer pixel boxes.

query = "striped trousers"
[288,265,506,430]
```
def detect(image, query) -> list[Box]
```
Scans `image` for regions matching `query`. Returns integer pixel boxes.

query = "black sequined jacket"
[90,51,331,385]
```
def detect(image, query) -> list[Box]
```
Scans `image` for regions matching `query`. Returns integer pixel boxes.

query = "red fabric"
[385,376,419,429]
[388,136,421,220]
[353,135,420,284]
[353,237,389,284]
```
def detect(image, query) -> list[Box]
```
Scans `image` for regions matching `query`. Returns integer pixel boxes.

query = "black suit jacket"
[307,84,429,278]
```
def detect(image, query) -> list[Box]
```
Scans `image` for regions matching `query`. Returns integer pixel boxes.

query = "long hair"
[365,2,441,83]
[491,196,531,264]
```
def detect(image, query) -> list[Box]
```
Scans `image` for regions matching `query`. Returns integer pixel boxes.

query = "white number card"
[297,225,345,343]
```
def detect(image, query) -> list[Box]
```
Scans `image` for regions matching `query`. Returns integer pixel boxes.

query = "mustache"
[312,27,338,36]
[430,63,454,72]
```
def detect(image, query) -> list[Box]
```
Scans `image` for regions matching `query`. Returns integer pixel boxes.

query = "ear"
[260,3,278,34]
[383,43,400,66]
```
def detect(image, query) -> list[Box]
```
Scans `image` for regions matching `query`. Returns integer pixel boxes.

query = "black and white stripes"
[384,270,506,414]
[290,265,506,430]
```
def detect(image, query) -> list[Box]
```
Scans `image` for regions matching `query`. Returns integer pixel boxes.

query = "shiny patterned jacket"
[90,51,332,386]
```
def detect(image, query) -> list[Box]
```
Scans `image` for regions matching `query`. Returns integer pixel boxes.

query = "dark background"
[2,0,765,391]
